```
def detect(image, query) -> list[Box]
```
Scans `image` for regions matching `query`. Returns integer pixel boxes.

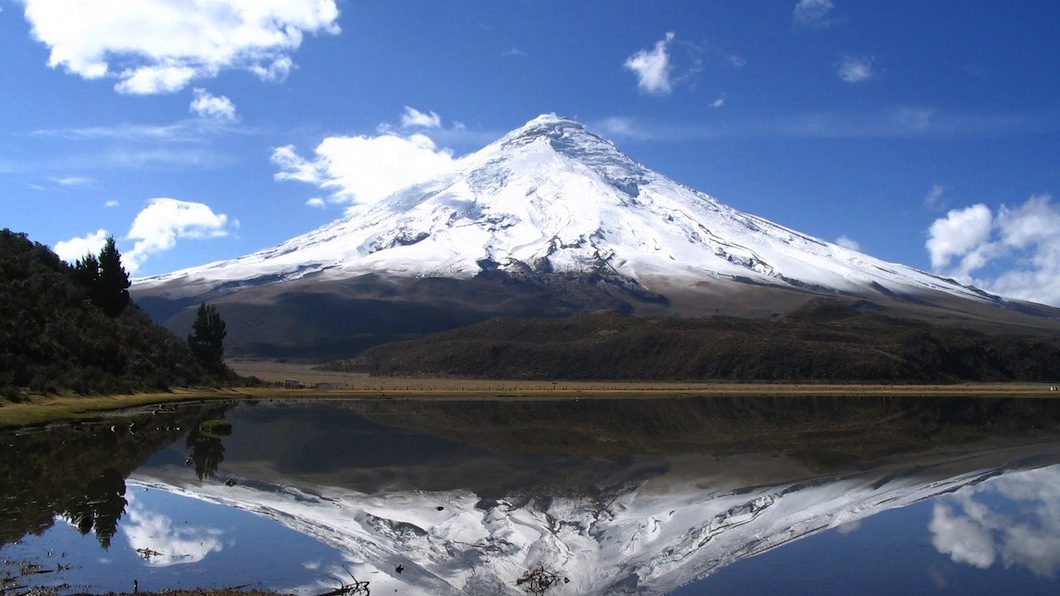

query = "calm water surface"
[2,396,1059,595]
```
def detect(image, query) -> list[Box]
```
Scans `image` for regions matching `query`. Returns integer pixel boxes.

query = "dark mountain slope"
[334,300,1060,383]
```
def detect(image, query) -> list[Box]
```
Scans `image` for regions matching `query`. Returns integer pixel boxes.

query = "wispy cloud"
[52,176,94,187]
[834,235,861,251]
[30,118,237,143]
[597,109,1052,141]
[793,0,840,29]
[924,184,949,210]
[624,32,676,95]
[20,0,340,94]
[837,54,875,84]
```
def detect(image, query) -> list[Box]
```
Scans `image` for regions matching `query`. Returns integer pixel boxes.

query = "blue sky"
[2,1,1059,305]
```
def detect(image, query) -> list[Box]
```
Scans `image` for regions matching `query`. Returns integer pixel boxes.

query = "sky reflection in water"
[1,397,1059,595]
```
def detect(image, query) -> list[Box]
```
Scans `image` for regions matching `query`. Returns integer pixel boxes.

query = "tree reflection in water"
[67,467,127,548]
[186,424,227,481]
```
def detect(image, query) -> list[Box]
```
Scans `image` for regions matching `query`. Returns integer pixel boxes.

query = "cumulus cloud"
[190,88,237,121]
[122,494,225,567]
[272,132,458,208]
[53,228,109,262]
[925,204,994,271]
[793,0,838,28]
[400,106,442,129]
[834,235,861,251]
[625,32,675,95]
[124,198,233,273]
[104,200,120,208]
[929,467,1060,579]
[925,195,1060,306]
[19,0,340,94]
[837,55,875,83]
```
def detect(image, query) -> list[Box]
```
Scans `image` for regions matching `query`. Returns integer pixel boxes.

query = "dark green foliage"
[71,236,131,318]
[97,237,131,317]
[340,300,1060,382]
[188,302,227,375]
[0,404,230,547]
[0,229,214,399]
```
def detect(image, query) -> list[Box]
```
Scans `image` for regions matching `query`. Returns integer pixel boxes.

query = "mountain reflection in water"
[2,396,1060,595]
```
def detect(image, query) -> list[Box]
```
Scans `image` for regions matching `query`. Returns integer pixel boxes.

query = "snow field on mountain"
[136,114,994,307]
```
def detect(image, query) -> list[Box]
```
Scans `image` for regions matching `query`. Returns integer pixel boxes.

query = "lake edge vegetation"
[0,229,249,403]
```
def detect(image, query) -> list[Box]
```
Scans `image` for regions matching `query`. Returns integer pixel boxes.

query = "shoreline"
[2,381,1058,429]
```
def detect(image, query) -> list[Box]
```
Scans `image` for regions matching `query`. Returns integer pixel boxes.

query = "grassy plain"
[0,358,1056,429]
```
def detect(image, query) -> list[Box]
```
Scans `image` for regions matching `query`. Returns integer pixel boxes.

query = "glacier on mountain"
[136,114,995,305]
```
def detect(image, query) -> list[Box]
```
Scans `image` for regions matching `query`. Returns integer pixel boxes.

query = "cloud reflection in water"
[121,492,227,567]
[930,466,1060,579]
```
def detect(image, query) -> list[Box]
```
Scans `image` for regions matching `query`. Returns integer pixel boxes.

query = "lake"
[2,396,1059,595]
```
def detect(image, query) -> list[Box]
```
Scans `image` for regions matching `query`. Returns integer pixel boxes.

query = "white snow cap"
[137,114,994,305]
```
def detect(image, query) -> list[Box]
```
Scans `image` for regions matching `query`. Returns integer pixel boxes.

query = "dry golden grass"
[3,372,1057,429]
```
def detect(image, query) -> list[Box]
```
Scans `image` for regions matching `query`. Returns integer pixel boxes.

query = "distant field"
[229,358,1059,395]
[0,358,1055,430]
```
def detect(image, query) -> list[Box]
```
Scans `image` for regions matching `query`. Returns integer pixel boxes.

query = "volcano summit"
[133,115,1060,358]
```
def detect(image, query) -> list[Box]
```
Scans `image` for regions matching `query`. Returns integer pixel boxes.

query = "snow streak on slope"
[131,446,1058,595]
[137,114,994,304]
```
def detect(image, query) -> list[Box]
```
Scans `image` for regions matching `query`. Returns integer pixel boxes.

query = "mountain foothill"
[8,116,1060,394]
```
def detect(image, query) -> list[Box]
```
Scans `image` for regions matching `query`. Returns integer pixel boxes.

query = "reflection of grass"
[198,419,232,438]
[1,382,1057,429]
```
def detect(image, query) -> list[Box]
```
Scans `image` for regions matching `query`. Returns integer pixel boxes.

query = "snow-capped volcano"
[138,114,987,302]
[133,115,1059,358]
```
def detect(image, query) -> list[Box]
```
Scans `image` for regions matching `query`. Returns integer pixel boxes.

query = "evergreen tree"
[70,237,130,317]
[97,237,131,317]
[188,302,227,375]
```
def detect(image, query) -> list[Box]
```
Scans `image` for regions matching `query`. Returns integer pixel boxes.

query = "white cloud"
[122,494,225,567]
[834,235,861,251]
[20,0,340,94]
[929,467,1060,579]
[710,94,726,109]
[53,228,109,262]
[503,47,527,57]
[305,197,326,208]
[272,132,459,208]
[925,203,994,271]
[930,503,997,569]
[925,195,1060,306]
[793,0,838,29]
[116,64,198,95]
[190,88,238,121]
[400,106,442,129]
[624,32,675,95]
[125,198,232,273]
[104,200,120,208]
[837,55,874,83]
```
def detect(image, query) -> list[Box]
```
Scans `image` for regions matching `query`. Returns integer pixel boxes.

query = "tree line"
[0,229,234,399]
